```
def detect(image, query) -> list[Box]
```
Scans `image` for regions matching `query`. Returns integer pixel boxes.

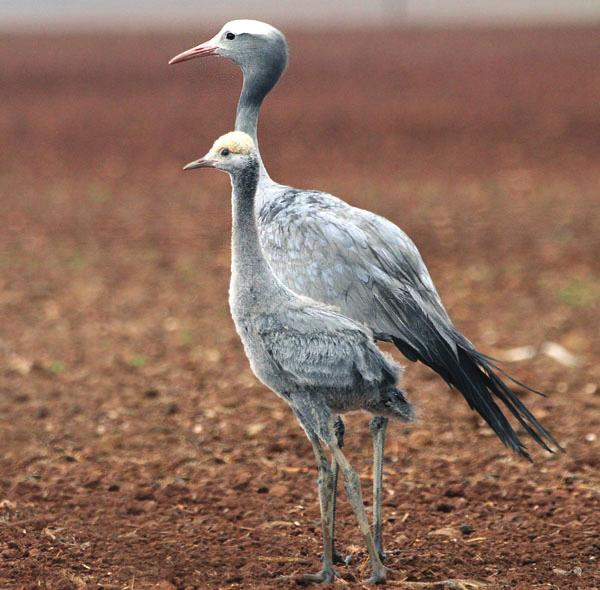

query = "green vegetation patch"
[557,278,600,309]
[128,356,147,368]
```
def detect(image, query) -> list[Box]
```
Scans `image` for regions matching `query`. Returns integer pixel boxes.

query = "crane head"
[168,19,288,74]
[182,131,256,173]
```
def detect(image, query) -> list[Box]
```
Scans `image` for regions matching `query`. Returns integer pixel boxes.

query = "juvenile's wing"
[257,306,398,391]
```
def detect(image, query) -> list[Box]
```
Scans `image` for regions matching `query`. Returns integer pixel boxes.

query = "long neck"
[234,44,287,178]
[235,69,264,142]
[230,159,279,298]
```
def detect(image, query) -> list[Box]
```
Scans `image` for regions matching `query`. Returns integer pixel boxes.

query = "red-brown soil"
[0,26,599,590]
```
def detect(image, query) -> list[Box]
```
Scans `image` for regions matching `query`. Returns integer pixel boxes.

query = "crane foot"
[302,567,337,584]
[364,565,391,584]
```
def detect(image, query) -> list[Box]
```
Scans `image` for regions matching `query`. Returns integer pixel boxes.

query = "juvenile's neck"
[230,157,281,301]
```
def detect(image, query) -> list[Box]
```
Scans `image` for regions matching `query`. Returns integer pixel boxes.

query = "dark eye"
[225,32,235,40]
[220,148,230,156]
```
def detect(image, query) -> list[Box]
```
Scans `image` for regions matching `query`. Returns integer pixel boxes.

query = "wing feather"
[256,306,396,391]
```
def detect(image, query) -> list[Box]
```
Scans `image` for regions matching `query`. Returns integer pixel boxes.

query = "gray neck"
[230,157,283,301]
[234,38,287,180]
[235,69,264,142]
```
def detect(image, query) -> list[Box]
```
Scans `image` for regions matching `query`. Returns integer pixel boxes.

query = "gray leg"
[328,416,347,565]
[303,432,337,583]
[369,416,388,561]
[327,422,389,584]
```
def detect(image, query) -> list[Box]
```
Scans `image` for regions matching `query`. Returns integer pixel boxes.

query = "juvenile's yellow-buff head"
[183,131,256,172]
[208,131,255,158]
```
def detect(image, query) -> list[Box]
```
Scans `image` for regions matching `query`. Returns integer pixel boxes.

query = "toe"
[364,566,391,584]
[301,568,336,584]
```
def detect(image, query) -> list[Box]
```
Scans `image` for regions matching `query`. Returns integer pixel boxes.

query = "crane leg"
[328,416,348,565]
[369,415,388,561]
[328,420,389,584]
[303,431,337,583]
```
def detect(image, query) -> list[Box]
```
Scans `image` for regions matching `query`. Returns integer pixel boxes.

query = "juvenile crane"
[171,21,560,565]
[184,132,414,583]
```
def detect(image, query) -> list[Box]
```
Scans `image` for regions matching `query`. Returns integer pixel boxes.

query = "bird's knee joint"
[333,417,345,447]
[369,416,388,435]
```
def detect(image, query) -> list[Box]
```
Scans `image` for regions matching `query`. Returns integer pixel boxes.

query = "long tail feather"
[392,335,562,460]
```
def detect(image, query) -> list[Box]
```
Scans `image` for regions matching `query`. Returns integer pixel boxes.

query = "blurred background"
[1,2,599,589]
[3,0,600,28]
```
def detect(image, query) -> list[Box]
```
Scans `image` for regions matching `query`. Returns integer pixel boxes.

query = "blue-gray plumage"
[171,20,561,574]
[183,132,414,583]
[170,18,559,454]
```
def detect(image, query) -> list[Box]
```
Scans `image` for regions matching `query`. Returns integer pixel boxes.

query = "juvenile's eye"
[225,32,235,40]
[220,148,230,156]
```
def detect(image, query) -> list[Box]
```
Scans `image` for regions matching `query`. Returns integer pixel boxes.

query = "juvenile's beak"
[169,40,219,65]
[183,156,215,171]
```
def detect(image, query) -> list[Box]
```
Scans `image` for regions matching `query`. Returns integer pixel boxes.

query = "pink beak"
[169,42,219,65]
